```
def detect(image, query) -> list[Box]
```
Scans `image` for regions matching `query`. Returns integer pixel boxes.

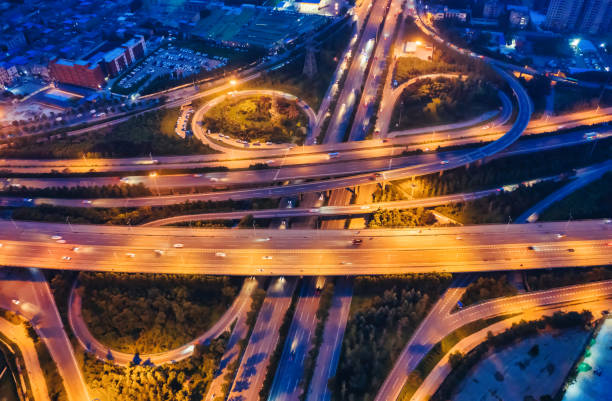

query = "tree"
[448,351,463,369]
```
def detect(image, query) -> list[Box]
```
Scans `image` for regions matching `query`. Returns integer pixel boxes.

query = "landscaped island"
[201,95,309,144]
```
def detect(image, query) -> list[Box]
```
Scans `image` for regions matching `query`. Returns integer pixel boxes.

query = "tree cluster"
[201,96,308,144]
[403,136,612,198]
[391,77,499,130]
[1,183,152,199]
[78,272,240,353]
[12,197,280,225]
[82,336,228,401]
[526,267,612,291]
[541,172,612,222]
[368,208,437,228]
[331,274,451,401]
[459,275,518,307]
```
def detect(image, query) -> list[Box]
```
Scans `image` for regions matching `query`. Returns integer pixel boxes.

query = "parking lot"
[175,105,194,139]
[116,45,229,93]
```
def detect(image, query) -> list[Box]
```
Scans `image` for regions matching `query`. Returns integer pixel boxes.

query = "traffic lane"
[0,219,612,245]
[0,237,609,275]
[3,219,610,248]
[4,127,609,191]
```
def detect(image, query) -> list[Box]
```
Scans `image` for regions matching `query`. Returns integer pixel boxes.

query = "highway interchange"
[1,0,611,400]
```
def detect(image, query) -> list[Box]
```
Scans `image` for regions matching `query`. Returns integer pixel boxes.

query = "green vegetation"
[459,275,518,307]
[331,273,452,401]
[11,197,280,225]
[0,183,152,198]
[81,335,228,401]
[393,32,498,85]
[368,181,563,227]
[430,311,593,401]
[526,266,612,291]
[201,95,309,144]
[301,280,336,401]
[395,136,612,198]
[0,109,215,159]
[368,207,437,228]
[540,172,612,221]
[434,181,564,224]
[554,82,612,114]
[78,273,240,353]
[397,314,513,401]
[518,75,551,115]
[391,77,499,130]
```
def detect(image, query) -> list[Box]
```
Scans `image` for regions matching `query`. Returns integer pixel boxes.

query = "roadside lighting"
[149,172,158,177]
[229,79,237,86]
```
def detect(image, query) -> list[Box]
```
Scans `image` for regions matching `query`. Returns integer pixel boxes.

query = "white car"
[154,249,165,256]
[125,253,136,258]
[215,252,227,257]
[173,243,184,248]
[61,256,72,261]
[51,235,62,240]
[262,256,273,260]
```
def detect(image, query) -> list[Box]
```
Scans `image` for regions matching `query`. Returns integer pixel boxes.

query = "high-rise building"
[483,0,504,18]
[544,0,584,31]
[578,0,612,34]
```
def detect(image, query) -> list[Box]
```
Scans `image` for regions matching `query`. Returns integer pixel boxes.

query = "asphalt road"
[227,277,297,401]
[323,0,391,144]
[0,220,610,275]
[267,277,322,401]
[347,0,403,141]
[0,268,89,401]
[0,317,51,401]
[305,277,353,401]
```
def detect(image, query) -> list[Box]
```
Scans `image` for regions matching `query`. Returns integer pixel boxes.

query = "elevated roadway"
[0,220,610,275]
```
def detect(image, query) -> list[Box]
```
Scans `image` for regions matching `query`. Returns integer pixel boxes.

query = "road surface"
[0,220,610,275]
[0,317,50,401]
[0,268,89,401]
[267,277,321,401]
[227,277,297,401]
[305,277,353,401]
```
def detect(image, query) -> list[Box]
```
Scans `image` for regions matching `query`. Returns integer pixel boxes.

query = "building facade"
[49,58,106,89]
[545,0,585,31]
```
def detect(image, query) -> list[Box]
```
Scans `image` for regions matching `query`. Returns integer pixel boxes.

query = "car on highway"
[51,235,62,240]
[215,252,227,257]
[126,253,136,258]
[262,255,273,260]
[154,249,165,256]
[61,256,72,261]
[173,243,184,248]
[440,160,449,165]
[351,239,363,245]
[82,200,92,204]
